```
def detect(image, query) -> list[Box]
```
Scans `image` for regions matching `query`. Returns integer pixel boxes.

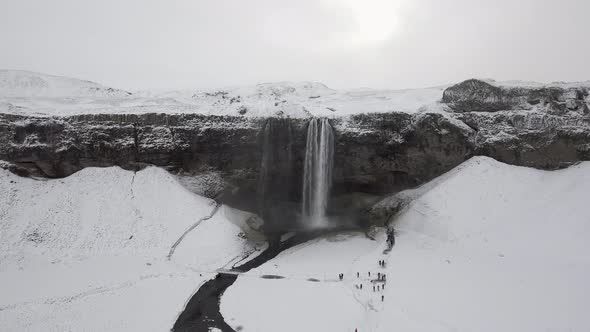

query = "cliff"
[1,75,589,227]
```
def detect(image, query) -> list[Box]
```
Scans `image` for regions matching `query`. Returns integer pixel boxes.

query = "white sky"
[1,0,589,90]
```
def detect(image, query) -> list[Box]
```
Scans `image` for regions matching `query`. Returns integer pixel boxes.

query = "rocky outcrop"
[457,111,590,168]
[443,79,590,115]
[442,79,590,169]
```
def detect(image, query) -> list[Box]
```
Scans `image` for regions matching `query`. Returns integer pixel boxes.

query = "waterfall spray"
[302,118,334,227]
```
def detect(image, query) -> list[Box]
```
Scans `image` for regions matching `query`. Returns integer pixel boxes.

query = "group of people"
[372,284,384,291]
[353,229,397,331]
[348,266,387,302]
[338,273,344,281]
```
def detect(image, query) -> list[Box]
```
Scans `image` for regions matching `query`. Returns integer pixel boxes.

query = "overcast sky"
[1,0,589,90]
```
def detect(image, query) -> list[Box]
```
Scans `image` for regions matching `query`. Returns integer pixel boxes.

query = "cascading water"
[302,118,334,228]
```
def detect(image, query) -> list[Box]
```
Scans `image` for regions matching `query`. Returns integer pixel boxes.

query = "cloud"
[0,0,588,90]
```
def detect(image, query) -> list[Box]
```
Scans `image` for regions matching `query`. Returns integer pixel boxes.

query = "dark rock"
[457,111,590,169]
[443,79,590,115]
[442,79,527,112]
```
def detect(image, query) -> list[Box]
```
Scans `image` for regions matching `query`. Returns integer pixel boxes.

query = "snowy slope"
[0,70,449,117]
[0,70,131,98]
[3,70,589,118]
[221,157,590,332]
[0,166,264,331]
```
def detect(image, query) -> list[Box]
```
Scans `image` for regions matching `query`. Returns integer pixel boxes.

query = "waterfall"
[302,118,334,228]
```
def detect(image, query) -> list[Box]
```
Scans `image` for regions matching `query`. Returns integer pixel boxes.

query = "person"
[368,272,371,277]
[373,285,375,292]
[378,272,381,279]
[381,295,384,302]
[357,272,359,278]
[386,228,396,248]
[360,284,362,289]
[382,284,385,290]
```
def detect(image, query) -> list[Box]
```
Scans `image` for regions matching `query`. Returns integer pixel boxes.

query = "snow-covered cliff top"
[0,70,588,117]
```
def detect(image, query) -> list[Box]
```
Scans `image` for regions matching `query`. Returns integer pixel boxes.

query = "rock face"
[1,78,589,228]
[443,79,590,115]
[0,112,475,227]
[440,79,590,169]
[457,111,590,168]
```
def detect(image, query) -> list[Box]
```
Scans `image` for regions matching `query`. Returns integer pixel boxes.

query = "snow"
[221,156,590,332]
[2,69,590,331]
[0,70,448,117]
[2,71,590,118]
[0,70,131,98]
[0,165,264,331]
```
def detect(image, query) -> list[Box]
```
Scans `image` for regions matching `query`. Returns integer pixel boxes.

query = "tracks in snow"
[167,201,221,260]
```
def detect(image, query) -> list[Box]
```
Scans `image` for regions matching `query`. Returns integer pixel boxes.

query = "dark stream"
[171,231,323,332]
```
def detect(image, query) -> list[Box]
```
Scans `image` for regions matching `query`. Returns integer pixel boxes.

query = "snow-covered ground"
[2,69,590,331]
[3,70,590,118]
[221,157,590,332]
[0,166,265,331]
[1,156,588,331]
[0,70,449,118]
[4,70,590,118]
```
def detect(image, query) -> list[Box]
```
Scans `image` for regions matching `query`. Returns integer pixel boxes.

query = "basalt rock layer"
[0,112,474,210]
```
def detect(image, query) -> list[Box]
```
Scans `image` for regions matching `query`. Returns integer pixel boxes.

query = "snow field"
[0,165,263,331]
[221,157,590,332]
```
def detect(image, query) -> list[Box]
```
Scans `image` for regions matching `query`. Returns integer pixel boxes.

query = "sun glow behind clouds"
[344,0,402,42]
[261,0,408,51]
